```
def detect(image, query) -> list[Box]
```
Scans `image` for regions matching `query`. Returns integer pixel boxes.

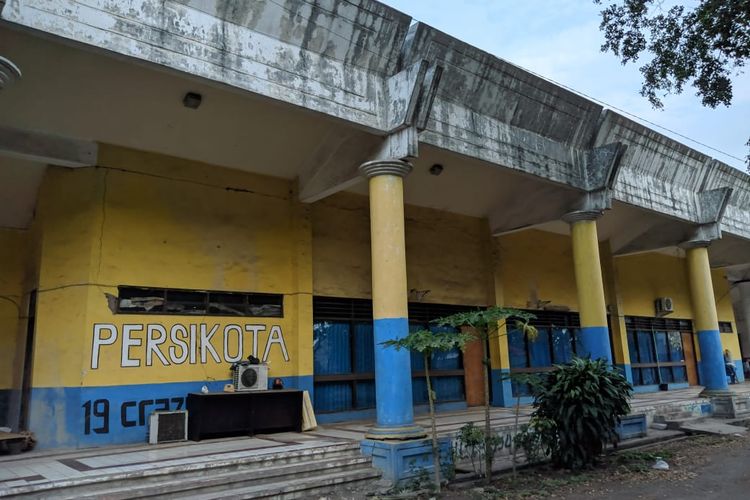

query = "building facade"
[1,0,749,454]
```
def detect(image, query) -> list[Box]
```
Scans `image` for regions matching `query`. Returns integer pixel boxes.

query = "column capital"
[680,222,721,250]
[562,209,602,223]
[359,159,412,179]
[0,56,22,90]
[680,239,712,250]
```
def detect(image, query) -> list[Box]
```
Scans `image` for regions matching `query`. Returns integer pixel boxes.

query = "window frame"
[115,285,284,318]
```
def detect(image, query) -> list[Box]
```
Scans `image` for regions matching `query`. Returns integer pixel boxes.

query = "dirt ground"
[440,433,750,499]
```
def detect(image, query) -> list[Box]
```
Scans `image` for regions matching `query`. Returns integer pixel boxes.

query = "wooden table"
[186,389,303,441]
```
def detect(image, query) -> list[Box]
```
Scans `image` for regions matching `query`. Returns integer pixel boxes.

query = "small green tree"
[531,357,633,470]
[382,329,473,492]
[503,371,545,477]
[435,307,537,484]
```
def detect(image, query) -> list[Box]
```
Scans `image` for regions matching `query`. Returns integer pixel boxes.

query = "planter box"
[616,414,647,441]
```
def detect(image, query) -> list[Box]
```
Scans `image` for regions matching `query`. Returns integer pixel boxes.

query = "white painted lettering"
[169,324,189,364]
[146,324,169,366]
[244,324,265,357]
[189,324,197,364]
[223,325,243,362]
[263,325,289,362]
[200,324,221,364]
[91,324,118,369]
[121,324,143,367]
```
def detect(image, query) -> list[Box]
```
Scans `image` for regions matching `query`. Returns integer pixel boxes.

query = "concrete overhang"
[0,0,748,251]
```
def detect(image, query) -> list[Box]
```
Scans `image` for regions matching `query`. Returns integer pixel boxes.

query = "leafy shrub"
[531,357,632,469]
[514,417,556,464]
[452,422,503,476]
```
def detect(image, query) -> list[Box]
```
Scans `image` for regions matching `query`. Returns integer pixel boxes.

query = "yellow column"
[564,212,612,361]
[486,231,513,406]
[685,244,729,392]
[600,240,632,381]
[360,159,424,440]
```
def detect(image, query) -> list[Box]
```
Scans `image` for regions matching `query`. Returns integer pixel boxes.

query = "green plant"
[452,422,504,477]
[514,417,556,465]
[382,329,473,492]
[531,357,633,470]
[504,371,545,476]
[435,307,536,484]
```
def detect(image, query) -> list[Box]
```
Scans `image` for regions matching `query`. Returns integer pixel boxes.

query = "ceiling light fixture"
[429,164,444,176]
[183,92,202,109]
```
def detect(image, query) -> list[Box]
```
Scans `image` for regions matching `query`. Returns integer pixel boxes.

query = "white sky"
[380,0,750,171]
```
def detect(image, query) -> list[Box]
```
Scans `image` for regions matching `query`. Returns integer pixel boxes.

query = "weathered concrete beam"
[299,58,441,203]
[490,142,626,235]
[0,125,97,167]
[298,127,420,203]
[682,186,733,246]
[613,187,733,255]
[1,0,408,131]
[489,185,579,236]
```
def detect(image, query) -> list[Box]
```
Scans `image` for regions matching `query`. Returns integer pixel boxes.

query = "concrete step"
[653,410,697,422]
[187,468,382,500]
[679,418,748,436]
[71,455,376,500]
[0,442,366,499]
[653,416,706,431]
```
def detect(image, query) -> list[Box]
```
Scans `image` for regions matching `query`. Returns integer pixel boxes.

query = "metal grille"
[625,316,693,333]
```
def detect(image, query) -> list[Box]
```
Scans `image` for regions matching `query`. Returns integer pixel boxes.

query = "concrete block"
[616,414,648,440]
[361,437,452,486]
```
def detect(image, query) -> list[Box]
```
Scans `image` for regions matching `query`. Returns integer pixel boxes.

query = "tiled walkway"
[2,384,749,494]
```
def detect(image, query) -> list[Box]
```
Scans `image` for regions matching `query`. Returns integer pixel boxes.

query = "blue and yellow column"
[360,159,425,440]
[564,212,613,362]
[685,243,729,393]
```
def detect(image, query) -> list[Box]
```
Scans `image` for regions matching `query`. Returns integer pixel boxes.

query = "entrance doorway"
[19,290,36,430]
[681,332,699,386]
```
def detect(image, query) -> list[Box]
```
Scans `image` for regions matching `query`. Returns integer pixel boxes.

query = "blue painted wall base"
[615,363,633,384]
[317,401,467,425]
[695,329,729,391]
[361,437,452,486]
[490,368,513,407]
[28,375,314,449]
[577,326,613,363]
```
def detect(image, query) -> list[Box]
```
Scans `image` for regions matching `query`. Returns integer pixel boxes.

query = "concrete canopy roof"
[0,0,749,265]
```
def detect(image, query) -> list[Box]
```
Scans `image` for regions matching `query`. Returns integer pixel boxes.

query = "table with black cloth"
[186,389,303,441]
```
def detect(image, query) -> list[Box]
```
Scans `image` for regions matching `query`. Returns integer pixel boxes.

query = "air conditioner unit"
[655,297,674,317]
[148,410,187,444]
[233,364,269,391]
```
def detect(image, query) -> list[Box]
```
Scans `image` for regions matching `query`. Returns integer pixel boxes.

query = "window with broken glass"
[116,286,283,317]
[625,316,692,386]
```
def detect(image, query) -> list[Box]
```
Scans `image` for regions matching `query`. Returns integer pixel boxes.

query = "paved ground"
[2,384,749,494]
[563,434,750,499]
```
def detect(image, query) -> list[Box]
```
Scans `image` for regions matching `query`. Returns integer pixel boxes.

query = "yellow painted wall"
[311,191,490,306]
[615,252,693,319]
[615,251,739,363]
[713,268,741,359]
[33,146,312,388]
[497,229,579,311]
[28,145,314,447]
[0,229,28,392]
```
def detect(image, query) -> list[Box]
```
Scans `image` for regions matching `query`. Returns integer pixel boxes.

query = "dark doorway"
[19,290,37,430]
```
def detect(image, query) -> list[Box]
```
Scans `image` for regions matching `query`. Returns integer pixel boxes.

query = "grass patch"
[612,449,674,472]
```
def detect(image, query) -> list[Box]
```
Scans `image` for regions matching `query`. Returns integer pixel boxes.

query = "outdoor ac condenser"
[233,364,269,391]
[148,410,188,444]
[655,297,674,317]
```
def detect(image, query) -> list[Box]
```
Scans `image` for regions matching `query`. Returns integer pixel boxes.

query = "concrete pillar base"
[364,424,427,441]
[361,437,452,486]
[699,388,734,398]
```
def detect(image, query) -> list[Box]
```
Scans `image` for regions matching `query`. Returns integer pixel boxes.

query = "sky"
[379,0,750,171]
